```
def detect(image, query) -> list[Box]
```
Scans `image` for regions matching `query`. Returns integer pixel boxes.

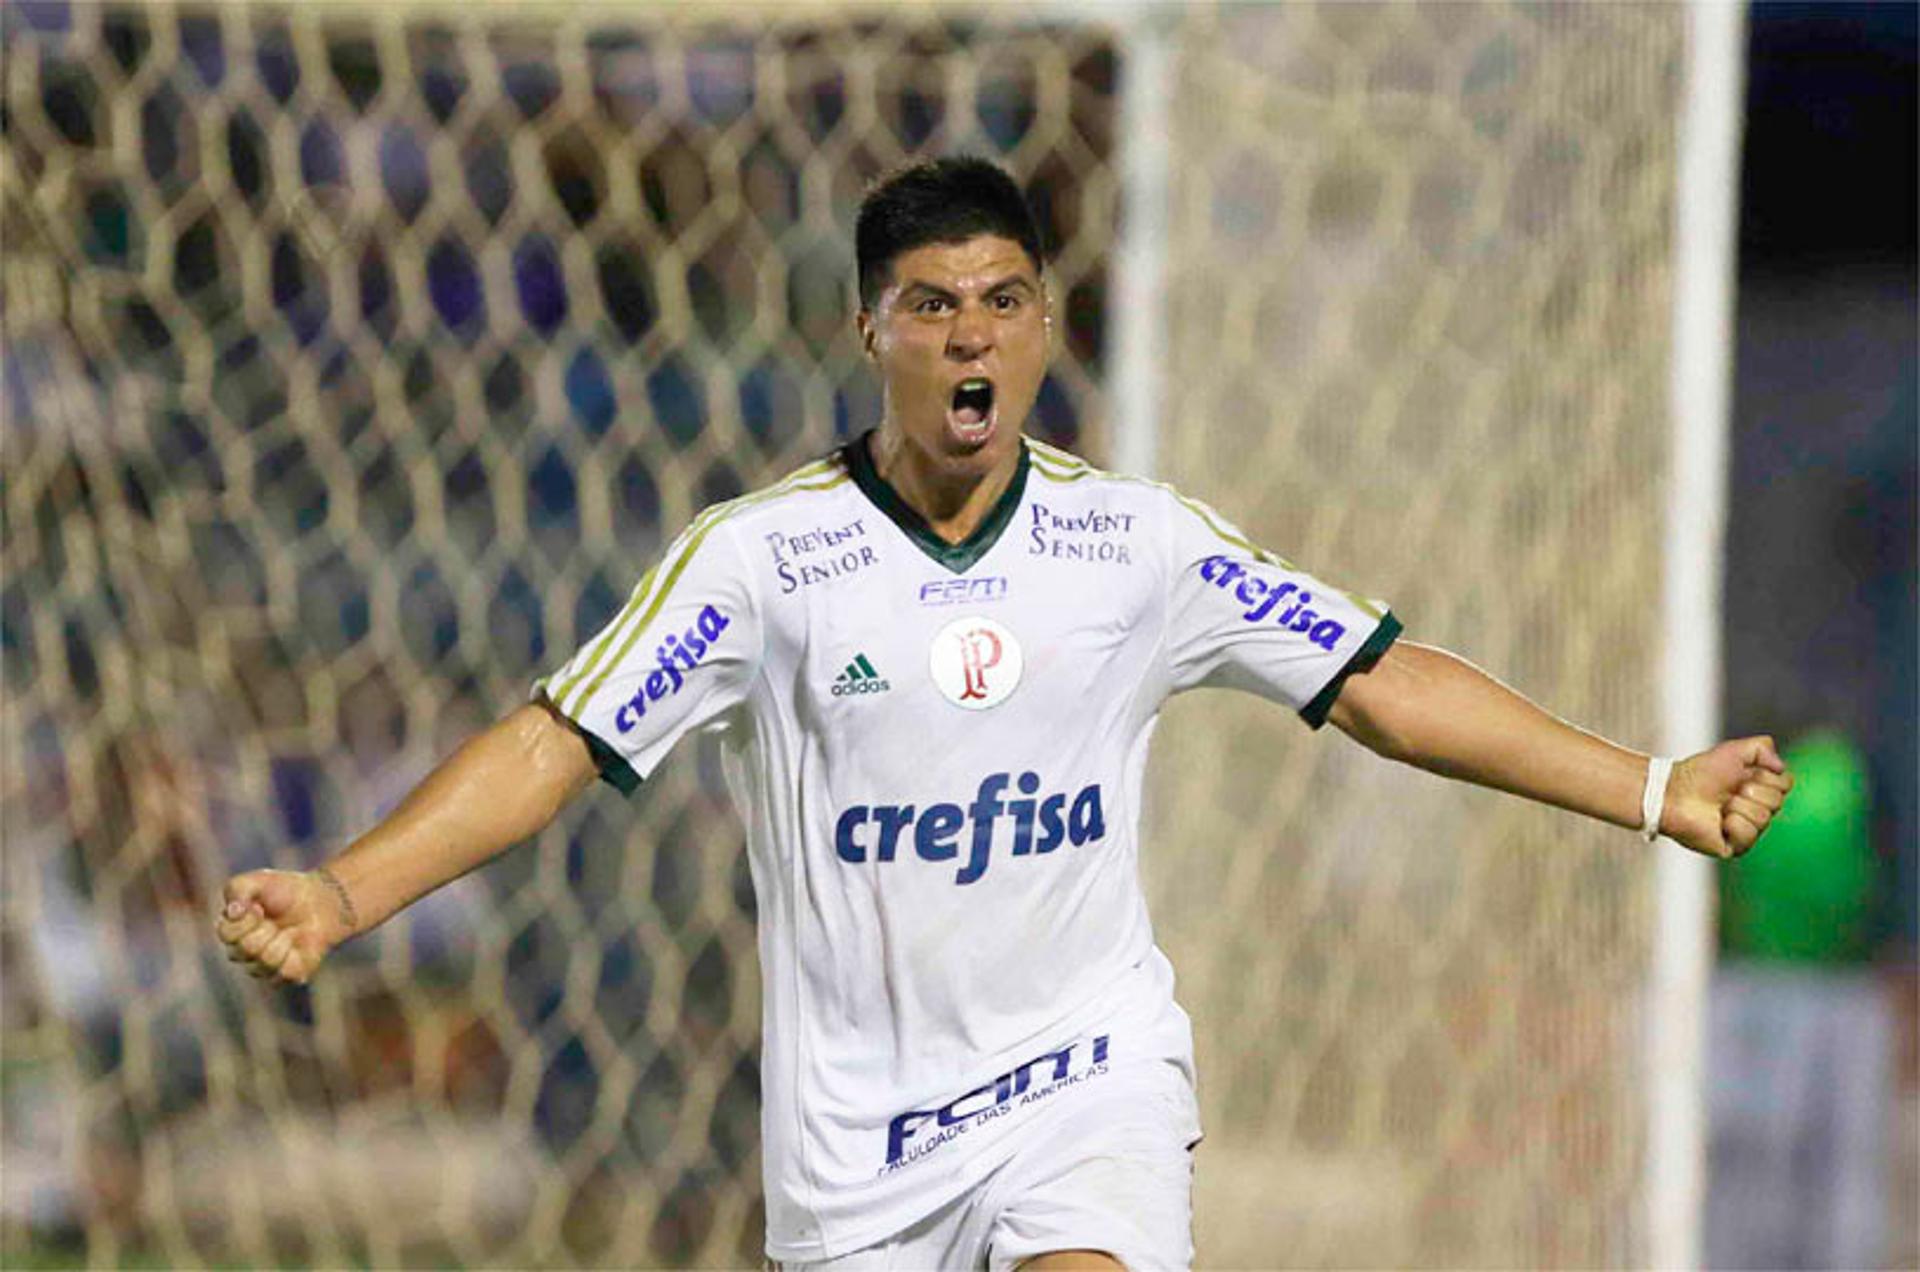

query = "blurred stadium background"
[1,2,1911,1268]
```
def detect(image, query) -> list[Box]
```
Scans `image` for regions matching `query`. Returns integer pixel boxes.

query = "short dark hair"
[855,157,1044,309]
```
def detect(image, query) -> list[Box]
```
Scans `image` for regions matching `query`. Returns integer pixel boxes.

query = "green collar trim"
[842,430,1030,574]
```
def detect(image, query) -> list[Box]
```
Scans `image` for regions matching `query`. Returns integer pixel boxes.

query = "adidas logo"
[832,653,892,697]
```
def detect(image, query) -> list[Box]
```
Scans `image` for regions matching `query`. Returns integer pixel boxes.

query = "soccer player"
[218,157,1792,1271]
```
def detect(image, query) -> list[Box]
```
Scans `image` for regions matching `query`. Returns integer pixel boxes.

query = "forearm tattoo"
[315,865,360,934]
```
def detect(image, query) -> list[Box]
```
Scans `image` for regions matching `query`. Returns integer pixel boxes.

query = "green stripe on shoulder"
[1025,437,1095,472]
[1171,492,1288,567]
[548,490,749,711]
[1031,462,1096,485]
[1026,440,1108,488]
[550,457,842,714]
[1024,437,1380,619]
[1024,438,1289,565]
[557,459,847,716]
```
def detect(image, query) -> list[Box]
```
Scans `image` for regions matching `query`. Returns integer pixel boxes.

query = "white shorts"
[780,1061,1199,1272]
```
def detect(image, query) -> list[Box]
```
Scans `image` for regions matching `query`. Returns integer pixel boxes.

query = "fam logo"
[883,1034,1112,1170]
[1197,555,1348,651]
[1028,503,1135,565]
[765,518,877,594]
[834,770,1108,887]
[613,605,730,734]
[929,616,1022,709]
[918,576,1008,607]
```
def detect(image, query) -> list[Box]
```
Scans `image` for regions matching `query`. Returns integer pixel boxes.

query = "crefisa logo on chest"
[928,616,1023,709]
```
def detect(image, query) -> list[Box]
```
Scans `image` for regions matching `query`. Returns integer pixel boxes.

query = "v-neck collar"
[842,429,1030,575]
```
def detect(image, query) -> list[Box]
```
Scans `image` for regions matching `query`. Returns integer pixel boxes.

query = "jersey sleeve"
[533,514,761,793]
[1161,491,1400,728]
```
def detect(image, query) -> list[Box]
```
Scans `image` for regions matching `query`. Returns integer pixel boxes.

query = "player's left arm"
[1326,640,1792,858]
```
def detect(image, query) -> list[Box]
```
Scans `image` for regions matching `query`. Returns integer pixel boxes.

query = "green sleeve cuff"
[578,726,643,796]
[535,687,643,796]
[1300,612,1402,730]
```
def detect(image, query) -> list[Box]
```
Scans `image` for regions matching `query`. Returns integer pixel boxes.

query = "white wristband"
[1640,757,1674,843]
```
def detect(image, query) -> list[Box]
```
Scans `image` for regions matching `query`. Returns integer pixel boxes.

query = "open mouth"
[949,377,996,441]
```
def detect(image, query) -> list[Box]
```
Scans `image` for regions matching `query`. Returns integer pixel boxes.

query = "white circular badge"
[929,616,1023,710]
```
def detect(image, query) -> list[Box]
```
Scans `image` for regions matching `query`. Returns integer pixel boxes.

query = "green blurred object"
[1719,729,1876,962]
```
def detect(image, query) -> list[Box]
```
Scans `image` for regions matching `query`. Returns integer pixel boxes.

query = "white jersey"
[536,433,1399,1261]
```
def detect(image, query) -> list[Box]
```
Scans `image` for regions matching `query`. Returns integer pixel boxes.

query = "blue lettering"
[1035,794,1067,854]
[956,774,1009,885]
[918,577,1007,606]
[939,1081,996,1126]
[883,1034,1115,1167]
[1014,1046,1074,1091]
[610,605,731,735]
[1009,771,1040,856]
[1030,505,1135,535]
[915,804,964,861]
[1198,557,1365,645]
[770,529,875,593]
[873,805,914,862]
[1067,786,1106,846]
[835,807,868,862]
[1246,580,1293,623]
[768,520,868,567]
[886,1109,938,1165]
[836,774,1103,883]
[654,643,685,690]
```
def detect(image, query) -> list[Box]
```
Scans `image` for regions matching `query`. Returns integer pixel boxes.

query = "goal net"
[3,2,1692,1266]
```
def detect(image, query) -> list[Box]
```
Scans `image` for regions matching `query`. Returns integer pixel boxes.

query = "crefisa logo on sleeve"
[613,605,730,733]
[1197,555,1348,651]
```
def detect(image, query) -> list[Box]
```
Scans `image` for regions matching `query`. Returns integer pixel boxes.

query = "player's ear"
[857,308,878,360]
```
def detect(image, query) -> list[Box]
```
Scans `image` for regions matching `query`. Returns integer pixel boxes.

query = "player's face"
[859,235,1049,481]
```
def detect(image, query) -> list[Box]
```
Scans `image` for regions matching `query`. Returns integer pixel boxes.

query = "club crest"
[929,616,1023,710]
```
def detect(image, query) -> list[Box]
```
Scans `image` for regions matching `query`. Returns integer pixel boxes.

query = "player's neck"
[868,427,1021,546]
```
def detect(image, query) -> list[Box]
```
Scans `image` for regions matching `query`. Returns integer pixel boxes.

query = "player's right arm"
[218,495,767,986]
[216,697,596,984]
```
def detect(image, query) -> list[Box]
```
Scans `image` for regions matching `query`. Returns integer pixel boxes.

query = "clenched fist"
[216,868,356,985]
[1662,735,1795,860]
